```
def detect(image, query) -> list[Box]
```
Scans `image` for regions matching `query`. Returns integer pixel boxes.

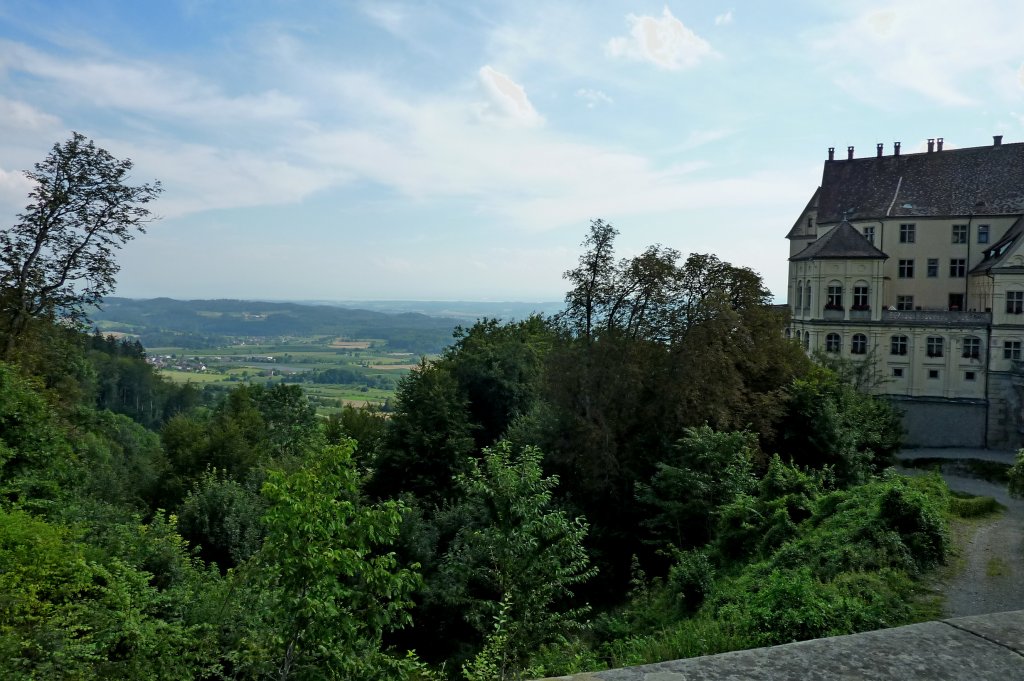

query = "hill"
[91,297,467,353]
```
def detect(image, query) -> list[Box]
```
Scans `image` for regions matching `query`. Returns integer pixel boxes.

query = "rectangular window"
[892,367,904,378]
[950,258,966,277]
[896,295,914,311]
[853,285,869,309]
[962,337,980,359]
[927,258,939,277]
[927,336,944,358]
[900,223,916,243]
[952,224,968,244]
[1004,341,1022,360]
[978,225,990,244]
[928,369,940,379]
[949,293,964,311]
[826,284,843,308]
[891,335,908,355]
[965,371,977,381]
[898,259,914,278]
[1008,291,1024,314]
[863,226,875,244]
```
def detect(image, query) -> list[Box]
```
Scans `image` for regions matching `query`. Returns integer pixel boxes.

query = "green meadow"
[149,335,420,412]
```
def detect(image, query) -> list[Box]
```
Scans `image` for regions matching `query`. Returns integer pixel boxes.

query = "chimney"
[927,138,935,153]
[828,146,835,161]
[876,143,883,158]
[847,145,854,160]
[937,137,944,151]
[894,141,901,156]
[994,135,1003,146]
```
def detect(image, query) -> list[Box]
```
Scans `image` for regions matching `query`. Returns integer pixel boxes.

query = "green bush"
[667,549,715,614]
[720,566,913,646]
[949,494,1002,518]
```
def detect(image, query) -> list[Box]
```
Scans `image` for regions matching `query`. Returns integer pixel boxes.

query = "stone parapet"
[881,309,991,325]
[537,610,1024,681]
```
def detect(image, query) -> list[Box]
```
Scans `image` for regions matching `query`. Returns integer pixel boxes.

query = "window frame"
[1008,291,1024,314]
[926,336,944,358]
[950,258,966,278]
[826,282,843,310]
[1004,340,1022,361]
[978,225,990,244]
[890,335,908,355]
[896,295,914,311]
[952,224,968,244]
[898,259,914,278]
[962,336,981,359]
[899,223,916,243]
[852,284,869,309]
[825,332,842,353]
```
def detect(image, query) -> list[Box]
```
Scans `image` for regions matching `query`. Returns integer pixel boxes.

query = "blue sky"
[2,1,1024,302]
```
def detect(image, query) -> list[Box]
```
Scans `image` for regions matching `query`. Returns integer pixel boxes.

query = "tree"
[244,440,419,679]
[559,219,618,342]
[438,442,595,672]
[0,132,161,357]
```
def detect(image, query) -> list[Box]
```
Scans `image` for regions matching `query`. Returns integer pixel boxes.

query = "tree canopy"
[0,132,161,357]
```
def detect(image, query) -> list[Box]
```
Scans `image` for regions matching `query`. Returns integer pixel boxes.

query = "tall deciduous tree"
[438,442,595,671]
[0,132,161,357]
[247,440,419,680]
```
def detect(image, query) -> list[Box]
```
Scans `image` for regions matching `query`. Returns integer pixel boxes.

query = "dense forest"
[0,136,967,679]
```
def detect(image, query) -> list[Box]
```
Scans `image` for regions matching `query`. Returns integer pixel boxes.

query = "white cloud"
[575,88,613,108]
[0,39,304,123]
[715,10,733,26]
[0,97,61,131]
[0,166,33,209]
[360,3,408,35]
[477,65,544,127]
[810,2,1024,107]
[606,7,715,70]
[120,141,340,218]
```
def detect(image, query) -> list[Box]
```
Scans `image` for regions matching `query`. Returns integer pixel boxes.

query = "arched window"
[826,332,842,353]
[785,328,792,339]
[851,333,868,354]
[804,331,810,350]
[804,281,812,312]
[794,284,802,313]
[826,281,843,310]
[852,281,869,310]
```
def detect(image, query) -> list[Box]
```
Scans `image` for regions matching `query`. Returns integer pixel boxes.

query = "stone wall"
[889,396,987,448]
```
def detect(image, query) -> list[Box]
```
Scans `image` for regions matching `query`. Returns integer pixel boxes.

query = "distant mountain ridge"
[91,297,475,353]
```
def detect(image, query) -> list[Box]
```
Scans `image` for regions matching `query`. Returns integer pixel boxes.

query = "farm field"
[149,335,421,412]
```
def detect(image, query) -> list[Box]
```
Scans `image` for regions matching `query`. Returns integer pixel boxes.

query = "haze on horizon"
[2,1,1024,303]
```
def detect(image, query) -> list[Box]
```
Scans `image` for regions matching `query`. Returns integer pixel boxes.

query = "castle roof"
[789,220,888,261]
[816,141,1024,224]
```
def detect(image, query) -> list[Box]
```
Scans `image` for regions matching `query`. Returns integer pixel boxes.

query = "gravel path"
[897,452,1024,618]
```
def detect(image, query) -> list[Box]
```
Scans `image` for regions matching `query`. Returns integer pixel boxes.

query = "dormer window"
[863,226,875,244]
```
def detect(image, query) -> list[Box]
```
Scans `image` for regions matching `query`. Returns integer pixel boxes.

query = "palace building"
[786,136,1024,448]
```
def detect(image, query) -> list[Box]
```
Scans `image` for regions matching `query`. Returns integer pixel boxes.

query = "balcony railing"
[881,309,991,325]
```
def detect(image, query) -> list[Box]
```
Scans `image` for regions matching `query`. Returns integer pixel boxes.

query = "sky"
[3,1,1024,303]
